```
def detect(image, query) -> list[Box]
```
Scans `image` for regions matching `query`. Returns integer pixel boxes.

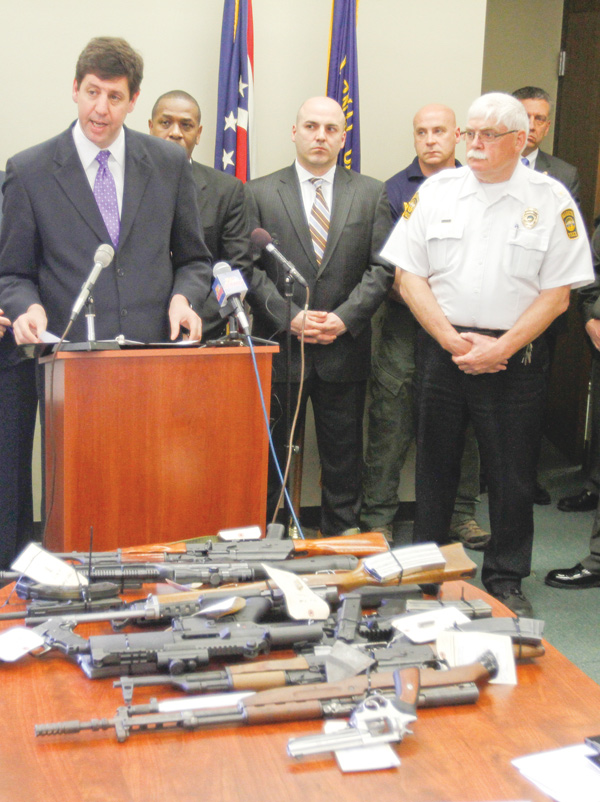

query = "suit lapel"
[192,161,209,215]
[317,166,354,278]
[119,128,152,250]
[277,165,318,269]
[534,150,550,175]
[52,127,108,243]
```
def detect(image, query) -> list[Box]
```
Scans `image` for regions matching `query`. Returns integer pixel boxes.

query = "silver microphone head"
[94,244,115,269]
[213,261,231,277]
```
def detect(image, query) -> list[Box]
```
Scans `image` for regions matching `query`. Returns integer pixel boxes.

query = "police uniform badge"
[522,208,539,229]
[402,192,419,220]
[561,209,578,239]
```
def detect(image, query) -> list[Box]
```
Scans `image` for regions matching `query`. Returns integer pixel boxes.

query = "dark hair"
[151,90,201,124]
[75,37,144,98]
[512,86,552,108]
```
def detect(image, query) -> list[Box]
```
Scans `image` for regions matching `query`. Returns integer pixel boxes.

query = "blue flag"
[214,0,254,181]
[326,0,360,172]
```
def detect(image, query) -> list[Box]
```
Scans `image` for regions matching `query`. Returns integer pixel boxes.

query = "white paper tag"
[262,563,330,620]
[0,626,45,661]
[217,526,263,541]
[11,543,87,588]
[435,630,517,685]
[391,607,471,643]
[158,691,254,713]
[322,721,401,772]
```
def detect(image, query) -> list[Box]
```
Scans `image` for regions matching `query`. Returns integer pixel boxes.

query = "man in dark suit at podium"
[0,37,212,346]
[148,90,252,341]
[0,173,37,569]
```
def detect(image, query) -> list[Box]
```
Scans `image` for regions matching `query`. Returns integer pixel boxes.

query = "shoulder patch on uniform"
[561,208,578,239]
[402,192,419,220]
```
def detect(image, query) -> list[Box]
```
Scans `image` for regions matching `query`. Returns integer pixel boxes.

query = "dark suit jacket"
[535,149,581,205]
[190,161,252,340]
[0,170,23,370]
[246,164,394,382]
[579,220,600,332]
[0,125,212,343]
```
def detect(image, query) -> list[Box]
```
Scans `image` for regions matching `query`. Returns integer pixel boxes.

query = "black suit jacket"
[579,220,600,344]
[535,149,580,205]
[246,164,394,382]
[0,170,20,370]
[190,161,251,339]
[0,125,212,342]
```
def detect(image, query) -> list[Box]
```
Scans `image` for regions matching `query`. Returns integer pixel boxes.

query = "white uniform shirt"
[381,162,593,330]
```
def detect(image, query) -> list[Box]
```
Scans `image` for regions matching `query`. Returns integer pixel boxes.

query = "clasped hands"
[291,310,346,344]
[451,331,508,375]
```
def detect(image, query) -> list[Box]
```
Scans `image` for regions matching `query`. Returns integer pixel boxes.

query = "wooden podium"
[41,345,277,552]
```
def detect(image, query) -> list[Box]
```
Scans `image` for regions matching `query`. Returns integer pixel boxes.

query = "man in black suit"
[546,220,600,588]
[512,86,580,202]
[512,86,582,506]
[0,173,37,569]
[246,96,394,535]
[0,37,211,346]
[148,90,251,340]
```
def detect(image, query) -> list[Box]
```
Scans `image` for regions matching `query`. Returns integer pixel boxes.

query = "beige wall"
[0,0,487,180]
[482,0,564,152]
[16,0,566,516]
[6,0,488,519]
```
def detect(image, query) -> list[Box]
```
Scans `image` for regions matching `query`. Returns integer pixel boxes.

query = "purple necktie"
[94,151,120,248]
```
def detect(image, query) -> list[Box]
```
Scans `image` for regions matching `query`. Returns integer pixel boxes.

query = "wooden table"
[1,580,597,802]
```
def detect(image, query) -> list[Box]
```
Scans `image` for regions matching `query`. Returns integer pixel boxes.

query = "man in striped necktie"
[246,96,394,536]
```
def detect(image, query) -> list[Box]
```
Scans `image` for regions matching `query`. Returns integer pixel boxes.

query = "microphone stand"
[85,296,96,343]
[283,273,295,535]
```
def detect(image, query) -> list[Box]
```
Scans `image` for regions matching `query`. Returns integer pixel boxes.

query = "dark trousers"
[0,358,38,569]
[413,329,548,591]
[268,374,366,535]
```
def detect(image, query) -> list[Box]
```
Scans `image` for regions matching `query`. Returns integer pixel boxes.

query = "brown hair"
[75,37,144,98]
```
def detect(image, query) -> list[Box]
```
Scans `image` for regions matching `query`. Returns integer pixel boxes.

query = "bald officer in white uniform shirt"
[381,92,593,617]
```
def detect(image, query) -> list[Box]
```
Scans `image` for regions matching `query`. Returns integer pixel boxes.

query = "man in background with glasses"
[380,93,593,616]
[512,86,580,203]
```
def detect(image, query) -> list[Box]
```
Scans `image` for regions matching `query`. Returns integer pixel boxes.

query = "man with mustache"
[362,104,488,549]
[380,93,593,616]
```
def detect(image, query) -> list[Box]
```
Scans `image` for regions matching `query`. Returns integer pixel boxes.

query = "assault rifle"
[35,655,497,742]
[113,618,542,703]
[4,554,360,595]
[45,530,391,566]
[32,612,328,679]
[0,582,424,627]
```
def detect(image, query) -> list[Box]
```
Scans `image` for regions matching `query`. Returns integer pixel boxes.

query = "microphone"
[250,228,308,288]
[70,244,115,322]
[212,262,251,335]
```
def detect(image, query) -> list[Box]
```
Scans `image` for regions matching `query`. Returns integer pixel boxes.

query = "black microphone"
[250,228,309,288]
[70,244,115,322]
[212,262,251,336]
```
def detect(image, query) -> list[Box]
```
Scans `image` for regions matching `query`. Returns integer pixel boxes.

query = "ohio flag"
[326,0,360,172]
[214,0,254,181]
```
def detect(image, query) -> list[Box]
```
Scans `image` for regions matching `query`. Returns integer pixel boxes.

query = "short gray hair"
[467,92,529,137]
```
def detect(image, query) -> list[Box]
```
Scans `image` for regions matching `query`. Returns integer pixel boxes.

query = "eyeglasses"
[461,129,518,143]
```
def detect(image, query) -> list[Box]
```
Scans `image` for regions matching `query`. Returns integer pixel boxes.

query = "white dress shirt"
[72,121,126,215]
